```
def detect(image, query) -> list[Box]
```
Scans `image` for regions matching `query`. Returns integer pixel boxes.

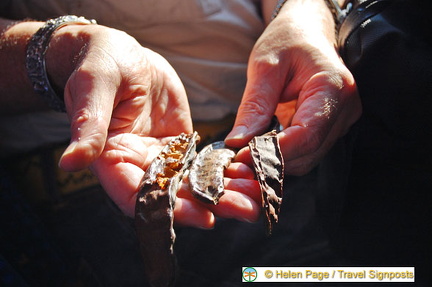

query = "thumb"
[58,69,115,171]
[225,67,282,148]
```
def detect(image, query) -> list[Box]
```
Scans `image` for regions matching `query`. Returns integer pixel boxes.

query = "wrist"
[26,16,97,112]
[273,0,336,46]
[45,24,92,92]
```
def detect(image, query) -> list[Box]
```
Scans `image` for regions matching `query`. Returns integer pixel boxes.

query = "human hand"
[90,134,261,228]
[48,24,259,227]
[225,3,361,176]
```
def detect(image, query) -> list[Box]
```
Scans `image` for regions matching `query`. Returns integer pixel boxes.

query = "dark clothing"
[334,1,432,285]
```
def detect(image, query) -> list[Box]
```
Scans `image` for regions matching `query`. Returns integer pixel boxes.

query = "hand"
[90,134,260,228]
[50,25,260,227]
[226,4,361,176]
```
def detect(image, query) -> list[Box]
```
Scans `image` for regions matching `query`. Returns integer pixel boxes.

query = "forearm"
[262,0,337,47]
[0,18,47,114]
[0,17,87,115]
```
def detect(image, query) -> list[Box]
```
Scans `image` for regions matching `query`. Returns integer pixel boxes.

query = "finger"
[232,106,332,175]
[208,189,260,223]
[225,58,283,147]
[178,174,261,223]
[224,162,255,180]
[278,72,359,171]
[224,178,261,205]
[95,160,216,229]
[92,160,144,218]
[281,96,361,175]
[232,119,333,176]
[179,177,261,203]
[174,199,215,229]
[177,183,260,223]
[279,126,336,175]
[233,146,253,168]
[59,60,119,171]
[90,134,171,217]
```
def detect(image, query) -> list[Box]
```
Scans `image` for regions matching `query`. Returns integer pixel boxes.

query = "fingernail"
[240,217,257,223]
[64,140,79,156]
[58,141,78,168]
[198,225,215,230]
[226,125,249,140]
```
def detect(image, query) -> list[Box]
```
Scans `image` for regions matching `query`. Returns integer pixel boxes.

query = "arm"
[0,16,261,226]
[0,18,48,114]
[1,17,193,169]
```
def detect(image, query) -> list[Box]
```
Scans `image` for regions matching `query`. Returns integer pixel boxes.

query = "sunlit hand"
[226,2,361,175]
[48,25,260,227]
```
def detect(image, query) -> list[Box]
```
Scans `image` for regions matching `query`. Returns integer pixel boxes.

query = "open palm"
[56,26,259,228]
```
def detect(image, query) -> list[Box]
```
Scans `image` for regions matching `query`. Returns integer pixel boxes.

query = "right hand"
[226,2,361,176]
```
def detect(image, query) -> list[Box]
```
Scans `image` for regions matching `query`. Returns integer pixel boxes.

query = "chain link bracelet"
[26,15,97,112]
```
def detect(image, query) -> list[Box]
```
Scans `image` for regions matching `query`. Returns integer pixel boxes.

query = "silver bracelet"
[26,15,97,112]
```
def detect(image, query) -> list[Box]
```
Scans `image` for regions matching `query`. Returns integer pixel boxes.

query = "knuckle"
[284,161,314,176]
[241,97,269,118]
[284,156,319,176]
[301,130,323,155]
[70,108,91,127]
[252,54,279,71]
[71,109,108,136]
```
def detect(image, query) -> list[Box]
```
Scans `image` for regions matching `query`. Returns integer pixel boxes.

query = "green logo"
[243,267,258,282]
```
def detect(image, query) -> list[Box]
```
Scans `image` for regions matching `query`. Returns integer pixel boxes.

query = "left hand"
[226,2,361,175]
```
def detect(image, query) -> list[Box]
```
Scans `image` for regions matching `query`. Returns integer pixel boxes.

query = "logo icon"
[243,267,258,282]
